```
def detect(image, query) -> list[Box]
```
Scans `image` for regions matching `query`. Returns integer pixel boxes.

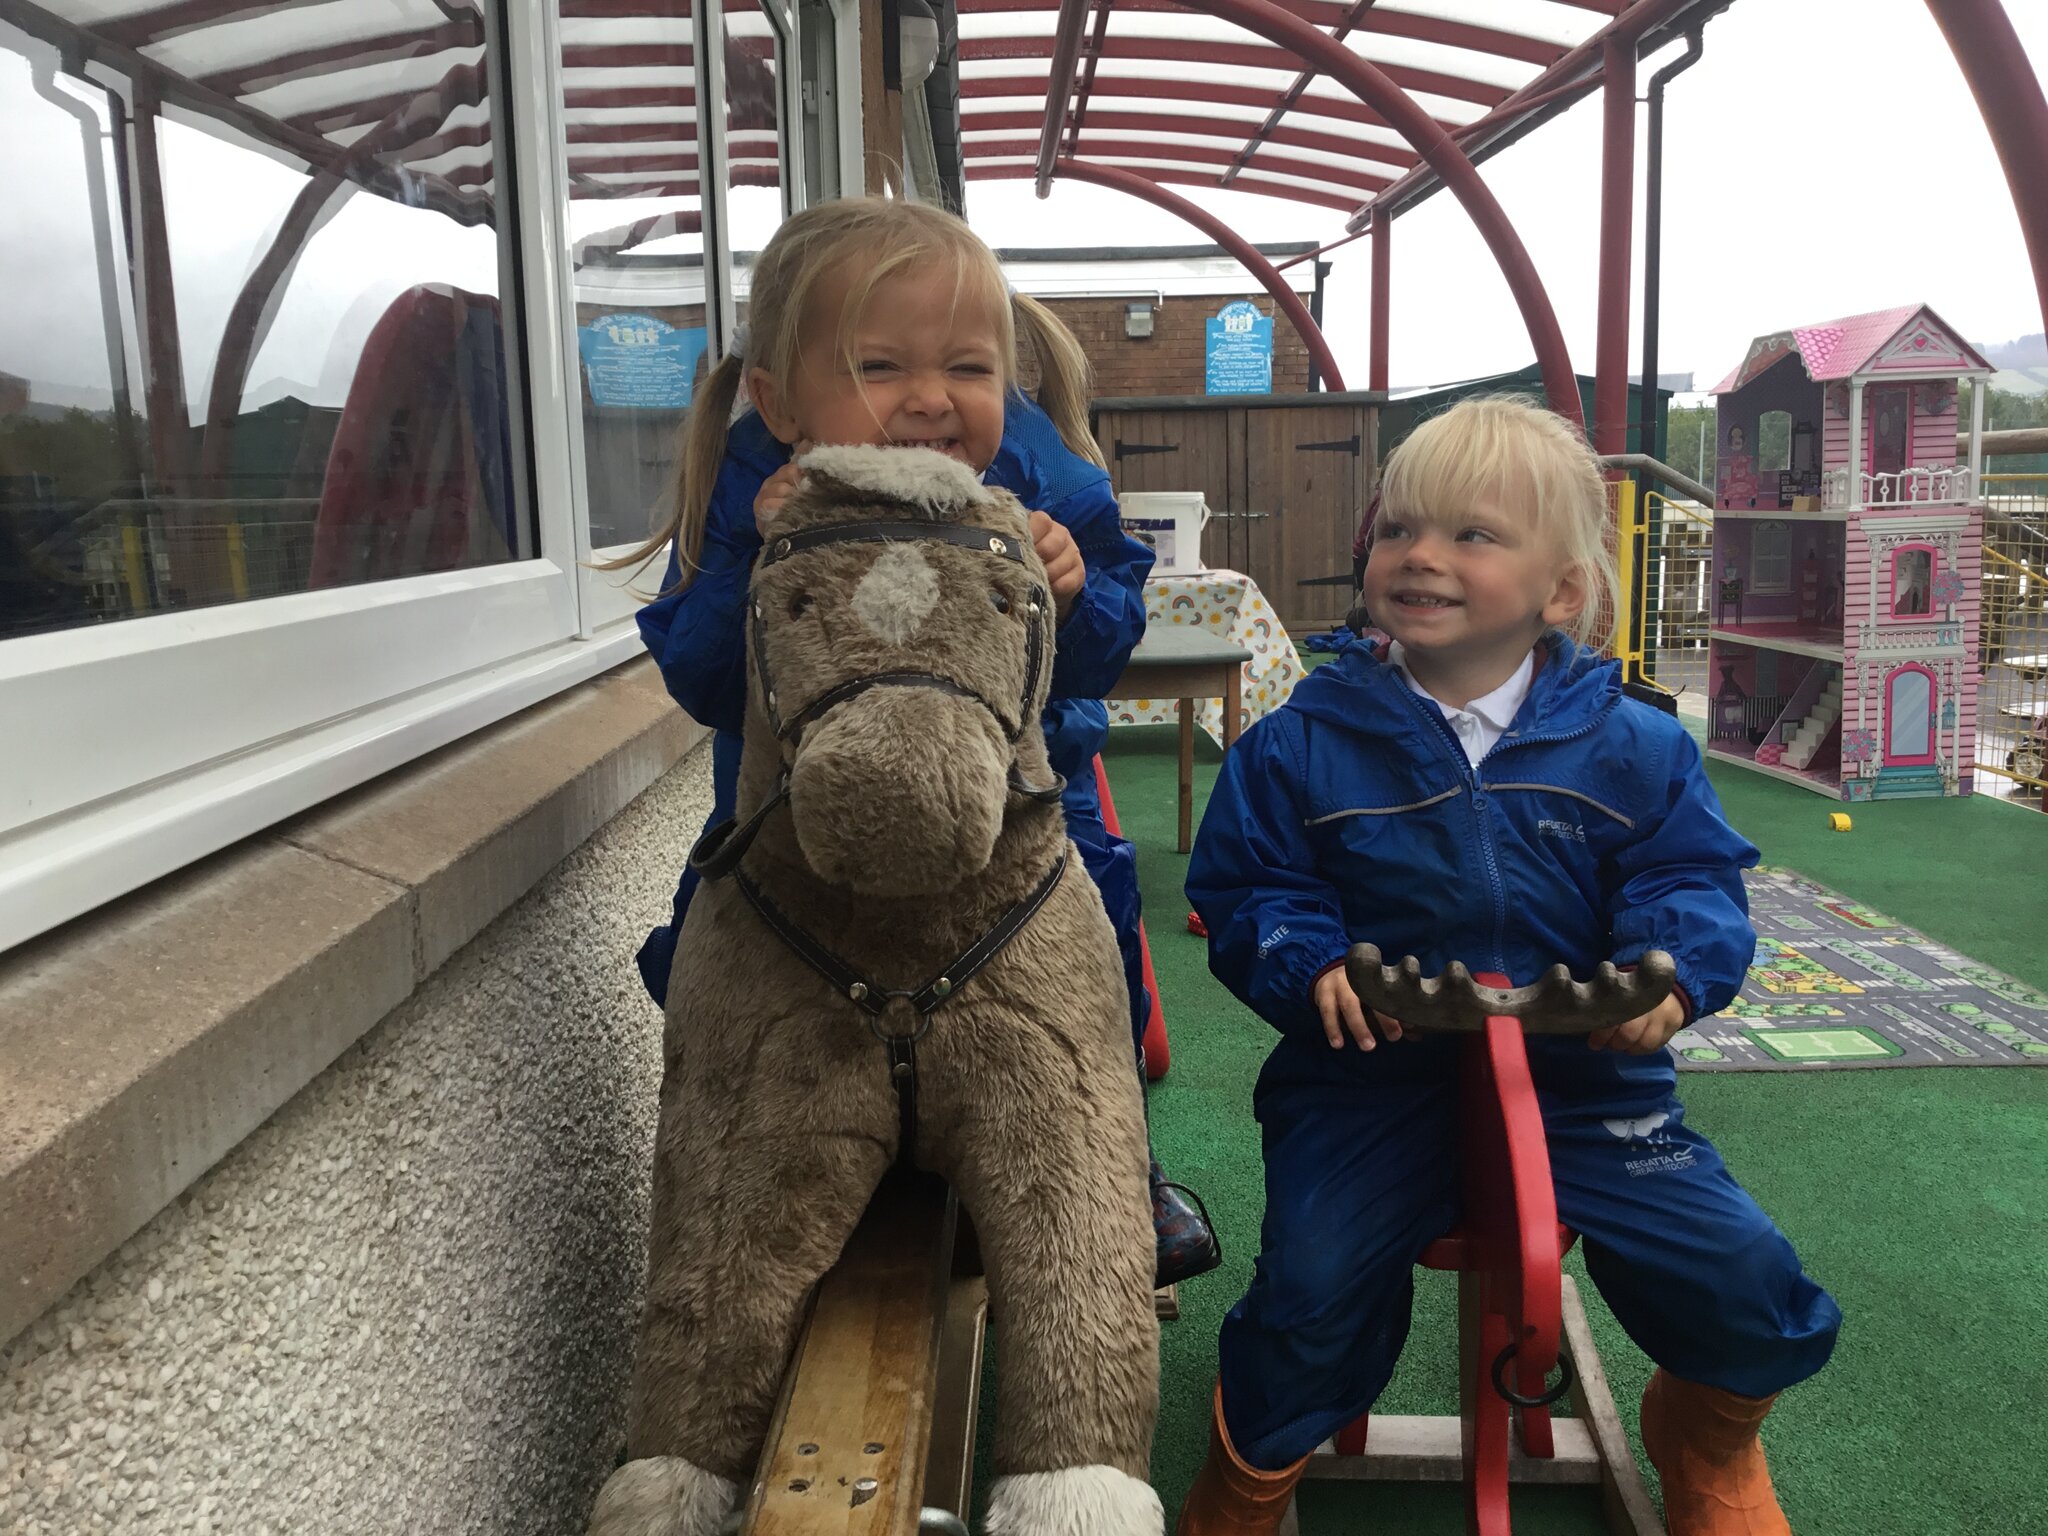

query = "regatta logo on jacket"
[1257,923,1291,959]
[1535,817,1586,844]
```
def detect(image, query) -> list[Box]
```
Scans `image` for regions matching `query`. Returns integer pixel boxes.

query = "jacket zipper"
[1396,684,1618,978]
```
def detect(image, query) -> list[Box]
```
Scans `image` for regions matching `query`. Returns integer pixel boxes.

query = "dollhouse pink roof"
[1711,304,1993,393]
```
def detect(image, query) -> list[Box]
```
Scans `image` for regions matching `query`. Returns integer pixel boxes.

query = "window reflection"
[0,1,527,641]
[562,0,711,551]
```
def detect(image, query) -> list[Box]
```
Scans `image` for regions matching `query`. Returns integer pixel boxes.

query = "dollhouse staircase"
[1779,670,1844,771]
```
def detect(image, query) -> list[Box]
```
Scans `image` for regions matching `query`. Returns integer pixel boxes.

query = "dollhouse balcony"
[1822,464,1975,512]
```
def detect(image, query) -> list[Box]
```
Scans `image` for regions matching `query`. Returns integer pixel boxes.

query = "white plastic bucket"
[1120,491,1211,577]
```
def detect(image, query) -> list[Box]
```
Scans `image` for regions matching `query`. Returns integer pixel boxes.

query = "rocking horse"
[1284,947,1675,1536]
[586,445,1162,1536]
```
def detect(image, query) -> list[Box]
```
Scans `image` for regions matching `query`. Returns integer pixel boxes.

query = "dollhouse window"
[1750,521,1792,595]
[1885,665,1936,765]
[1870,386,1911,477]
[1790,422,1817,474]
[1758,411,1793,473]
[1891,545,1936,617]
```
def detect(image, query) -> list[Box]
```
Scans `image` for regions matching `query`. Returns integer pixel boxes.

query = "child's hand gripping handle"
[1343,944,1678,1036]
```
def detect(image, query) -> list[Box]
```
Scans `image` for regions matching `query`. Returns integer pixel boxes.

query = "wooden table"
[1110,627,1253,851]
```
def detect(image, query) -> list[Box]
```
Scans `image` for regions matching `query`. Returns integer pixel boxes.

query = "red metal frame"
[967,73,1429,142]
[1171,0,1581,426]
[967,109,1411,174]
[1352,0,1716,231]
[963,0,1569,70]
[985,136,1389,195]
[976,34,1513,110]
[1048,159,1346,389]
[1925,0,2048,346]
[1593,35,1636,456]
[971,161,1359,214]
[1220,0,1378,190]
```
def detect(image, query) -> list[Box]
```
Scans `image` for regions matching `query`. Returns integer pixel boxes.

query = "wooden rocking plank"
[740,1173,957,1536]
[1298,1415,1604,1486]
[1557,1274,1665,1536]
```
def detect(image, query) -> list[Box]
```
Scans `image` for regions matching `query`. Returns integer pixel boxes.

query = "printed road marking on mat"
[1745,1027,1902,1062]
[1679,867,2048,1071]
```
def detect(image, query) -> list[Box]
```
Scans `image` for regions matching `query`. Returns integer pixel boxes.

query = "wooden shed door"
[1098,408,1245,573]
[1242,404,1370,630]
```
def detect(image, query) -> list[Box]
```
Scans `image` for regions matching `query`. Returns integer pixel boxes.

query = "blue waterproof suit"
[1186,634,1841,1469]
[635,400,1158,1053]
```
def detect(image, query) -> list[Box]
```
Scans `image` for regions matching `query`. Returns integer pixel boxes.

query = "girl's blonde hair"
[1012,291,1105,469]
[611,198,1016,581]
[1375,395,1620,649]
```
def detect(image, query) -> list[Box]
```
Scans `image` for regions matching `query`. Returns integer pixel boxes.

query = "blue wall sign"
[1205,300,1274,395]
[578,313,708,409]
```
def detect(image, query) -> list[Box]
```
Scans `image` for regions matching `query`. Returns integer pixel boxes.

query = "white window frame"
[0,1,730,953]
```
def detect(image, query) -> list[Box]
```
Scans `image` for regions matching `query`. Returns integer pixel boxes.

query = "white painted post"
[1848,378,1865,511]
[1968,376,1986,502]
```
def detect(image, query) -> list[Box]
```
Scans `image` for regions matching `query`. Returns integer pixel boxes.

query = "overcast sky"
[969,0,2048,398]
[3,0,2043,414]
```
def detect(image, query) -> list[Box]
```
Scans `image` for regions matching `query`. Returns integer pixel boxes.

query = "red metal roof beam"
[969,161,1359,213]
[1061,0,1112,157]
[1175,0,1579,425]
[1050,158,1345,389]
[1221,0,1376,189]
[1346,0,1719,232]
[964,72,1425,139]
[965,108,1414,173]
[1035,0,1090,196]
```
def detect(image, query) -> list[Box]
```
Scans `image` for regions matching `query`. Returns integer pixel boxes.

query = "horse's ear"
[798,444,995,518]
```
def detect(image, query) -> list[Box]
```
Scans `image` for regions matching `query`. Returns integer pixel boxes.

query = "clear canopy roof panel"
[959,0,1647,223]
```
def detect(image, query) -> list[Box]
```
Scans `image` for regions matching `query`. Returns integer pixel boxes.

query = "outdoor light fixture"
[1125,301,1155,339]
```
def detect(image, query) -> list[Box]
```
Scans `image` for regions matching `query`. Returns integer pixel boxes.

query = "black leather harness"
[686,516,1071,1162]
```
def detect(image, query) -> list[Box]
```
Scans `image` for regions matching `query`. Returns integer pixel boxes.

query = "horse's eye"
[788,592,814,619]
[989,589,1012,615]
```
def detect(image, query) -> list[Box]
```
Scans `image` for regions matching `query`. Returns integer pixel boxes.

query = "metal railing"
[1611,476,1715,705]
[1977,474,2048,803]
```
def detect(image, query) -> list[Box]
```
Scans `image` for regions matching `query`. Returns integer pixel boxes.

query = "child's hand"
[1028,511,1085,618]
[1312,967,1406,1051]
[755,463,805,534]
[1587,993,1686,1054]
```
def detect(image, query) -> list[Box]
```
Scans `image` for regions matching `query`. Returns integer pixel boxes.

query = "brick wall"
[1037,293,1313,398]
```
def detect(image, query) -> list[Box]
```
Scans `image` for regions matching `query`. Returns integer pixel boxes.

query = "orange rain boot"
[1174,1383,1309,1536]
[1639,1368,1793,1536]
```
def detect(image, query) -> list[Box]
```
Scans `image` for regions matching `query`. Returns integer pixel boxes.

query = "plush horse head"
[704,444,1065,899]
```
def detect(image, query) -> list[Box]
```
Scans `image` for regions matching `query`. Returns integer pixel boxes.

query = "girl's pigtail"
[1012,293,1105,469]
[600,350,746,588]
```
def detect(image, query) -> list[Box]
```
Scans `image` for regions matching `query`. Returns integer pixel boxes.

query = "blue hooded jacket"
[1186,634,1758,1075]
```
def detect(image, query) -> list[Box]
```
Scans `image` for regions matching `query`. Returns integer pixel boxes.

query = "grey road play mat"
[1671,866,2048,1070]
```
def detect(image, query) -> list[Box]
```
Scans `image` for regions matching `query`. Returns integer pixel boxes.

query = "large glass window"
[1,1,530,642]
[560,0,708,552]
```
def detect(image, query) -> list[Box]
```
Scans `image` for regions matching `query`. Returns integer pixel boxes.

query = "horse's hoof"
[985,1465,1164,1536]
[586,1455,738,1536]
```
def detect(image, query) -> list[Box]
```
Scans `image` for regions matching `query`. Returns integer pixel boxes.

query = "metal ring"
[1489,1337,1574,1408]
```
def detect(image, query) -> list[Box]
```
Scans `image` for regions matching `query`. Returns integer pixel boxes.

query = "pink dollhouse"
[1705,304,1992,800]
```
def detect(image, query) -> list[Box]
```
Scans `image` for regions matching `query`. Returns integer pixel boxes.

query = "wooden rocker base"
[1288,1275,1661,1535]
[737,1173,986,1536]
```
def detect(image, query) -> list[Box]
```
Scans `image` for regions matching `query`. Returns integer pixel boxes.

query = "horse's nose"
[851,543,940,645]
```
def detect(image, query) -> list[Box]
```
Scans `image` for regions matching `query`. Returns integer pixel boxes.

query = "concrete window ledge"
[0,658,704,1350]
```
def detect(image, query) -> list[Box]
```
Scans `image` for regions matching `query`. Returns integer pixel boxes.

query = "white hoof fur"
[586,1455,739,1536]
[983,1464,1164,1536]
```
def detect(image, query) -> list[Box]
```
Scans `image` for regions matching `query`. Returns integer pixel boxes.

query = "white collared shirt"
[1388,643,1534,768]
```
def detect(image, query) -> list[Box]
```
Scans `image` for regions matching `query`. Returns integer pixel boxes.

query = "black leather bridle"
[684,517,1073,1161]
